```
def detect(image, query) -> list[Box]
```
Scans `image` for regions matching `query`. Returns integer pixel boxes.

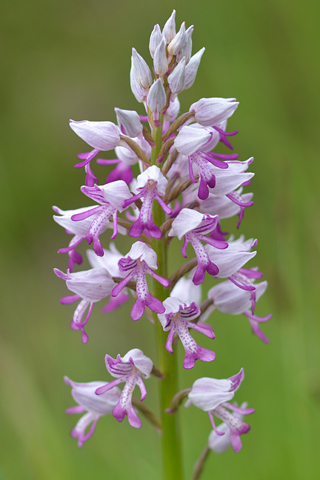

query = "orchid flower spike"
[186,368,255,452]
[95,349,153,428]
[64,377,120,448]
[53,11,271,462]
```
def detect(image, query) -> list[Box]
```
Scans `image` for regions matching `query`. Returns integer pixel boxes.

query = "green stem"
[151,119,184,480]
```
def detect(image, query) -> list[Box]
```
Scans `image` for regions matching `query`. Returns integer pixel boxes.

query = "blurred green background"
[1,0,320,478]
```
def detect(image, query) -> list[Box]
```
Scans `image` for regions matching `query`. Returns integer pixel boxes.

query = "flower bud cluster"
[53,10,271,467]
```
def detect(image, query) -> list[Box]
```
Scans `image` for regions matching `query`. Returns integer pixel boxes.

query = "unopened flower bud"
[149,24,163,58]
[163,10,176,43]
[130,57,147,103]
[131,48,152,89]
[168,57,186,94]
[177,25,194,63]
[164,97,180,121]
[154,38,168,76]
[168,22,186,55]
[114,108,142,138]
[185,47,205,89]
[147,78,167,113]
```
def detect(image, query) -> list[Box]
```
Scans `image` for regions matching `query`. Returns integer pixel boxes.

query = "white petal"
[147,78,167,113]
[136,165,168,194]
[130,59,147,103]
[98,181,133,211]
[206,239,257,278]
[170,208,205,239]
[208,423,231,453]
[69,120,120,150]
[114,108,143,138]
[168,57,186,94]
[68,380,120,415]
[126,241,158,270]
[185,48,205,89]
[170,277,202,304]
[188,377,235,411]
[174,124,212,156]
[209,159,254,196]
[66,268,115,302]
[131,48,152,89]
[154,38,168,76]
[178,25,193,63]
[164,97,180,122]
[87,243,124,277]
[208,280,268,315]
[168,22,186,55]
[190,97,239,127]
[121,349,153,377]
[149,24,163,58]
[53,206,108,236]
[163,10,176,43]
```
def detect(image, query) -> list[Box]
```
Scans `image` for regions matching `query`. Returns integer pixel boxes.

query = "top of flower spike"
[163,10,176,43]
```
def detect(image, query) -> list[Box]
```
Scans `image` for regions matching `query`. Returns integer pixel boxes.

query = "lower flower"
[64,377,120,448]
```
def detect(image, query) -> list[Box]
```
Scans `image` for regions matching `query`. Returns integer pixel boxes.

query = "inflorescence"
[54,9,271,463]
